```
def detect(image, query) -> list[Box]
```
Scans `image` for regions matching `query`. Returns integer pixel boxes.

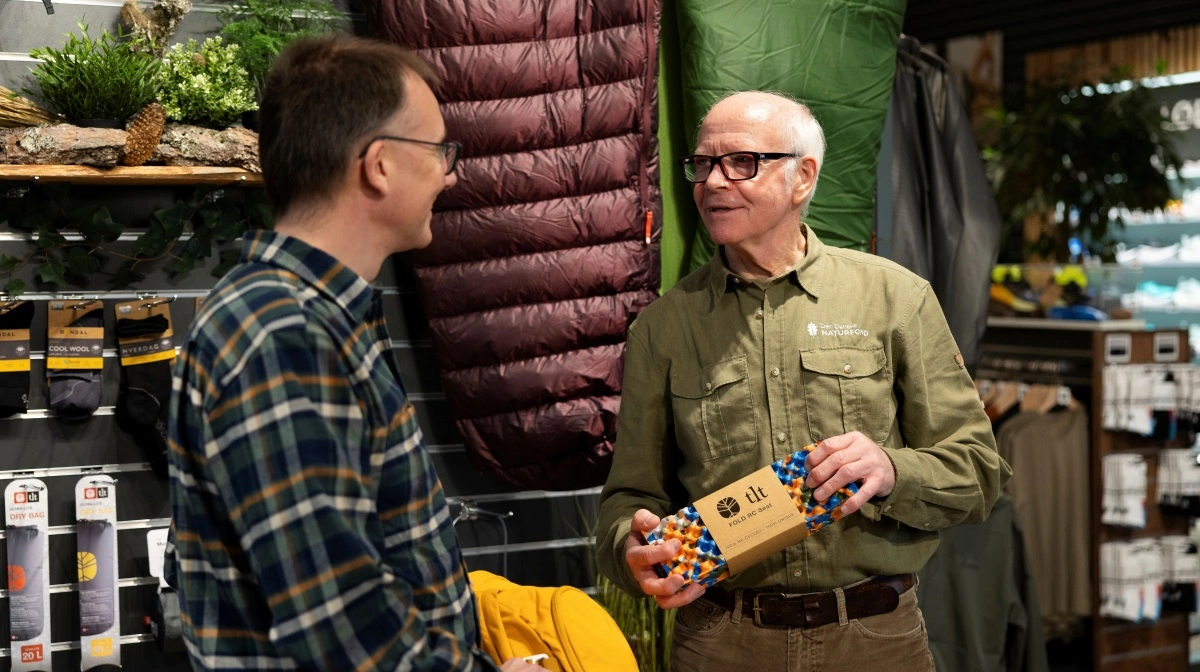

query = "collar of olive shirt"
[706,223,828,307]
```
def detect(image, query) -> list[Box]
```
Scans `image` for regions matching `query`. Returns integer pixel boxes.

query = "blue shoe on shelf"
[1049,305,1108,321]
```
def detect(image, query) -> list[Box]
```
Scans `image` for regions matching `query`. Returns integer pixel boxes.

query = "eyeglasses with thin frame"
[680,151,797,183]
[359,135,462,175]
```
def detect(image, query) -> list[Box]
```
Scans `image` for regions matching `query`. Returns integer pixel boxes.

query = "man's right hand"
[624,509,707,609]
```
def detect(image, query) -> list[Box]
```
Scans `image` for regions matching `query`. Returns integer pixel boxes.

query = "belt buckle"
[751,592,787,628]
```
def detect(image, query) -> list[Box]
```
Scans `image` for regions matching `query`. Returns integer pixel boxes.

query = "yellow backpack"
[470,570,638,672]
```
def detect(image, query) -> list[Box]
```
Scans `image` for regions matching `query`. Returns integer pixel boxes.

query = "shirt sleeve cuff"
[860,446,924,525]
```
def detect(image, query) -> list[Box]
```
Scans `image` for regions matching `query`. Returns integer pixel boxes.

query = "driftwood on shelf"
[0,123,260,172]
[151,124,260,173]
[1,125,126,166]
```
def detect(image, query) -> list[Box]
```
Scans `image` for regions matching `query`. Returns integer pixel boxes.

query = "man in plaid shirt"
[165,36,538,672]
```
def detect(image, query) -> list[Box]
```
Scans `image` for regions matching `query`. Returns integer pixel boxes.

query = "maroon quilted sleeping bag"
[369,0,663,489]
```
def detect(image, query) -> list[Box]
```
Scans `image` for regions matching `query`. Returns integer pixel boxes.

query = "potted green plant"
[218,0,343,128]
[26,23,161,128]
[594,574,675,672]
[985,70,1182,262]
[158,37,257,129]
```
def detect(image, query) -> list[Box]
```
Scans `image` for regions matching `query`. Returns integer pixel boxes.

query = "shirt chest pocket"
[670,355,758,461]
[799,346,894,444]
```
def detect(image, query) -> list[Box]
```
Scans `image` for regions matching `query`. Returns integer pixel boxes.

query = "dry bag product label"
[5,479,50,672]
[76,477,120,670]
[7,526,44,641]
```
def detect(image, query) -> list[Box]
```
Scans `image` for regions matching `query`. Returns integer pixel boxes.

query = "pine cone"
[122,102,166,167]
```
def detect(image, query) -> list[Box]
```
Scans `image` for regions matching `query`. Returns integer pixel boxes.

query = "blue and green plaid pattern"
[166,230,496,671]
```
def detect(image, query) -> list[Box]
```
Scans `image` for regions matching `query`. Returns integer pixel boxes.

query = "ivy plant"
[0,184,273,296]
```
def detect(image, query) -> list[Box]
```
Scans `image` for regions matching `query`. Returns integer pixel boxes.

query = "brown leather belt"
[704,574,916,628]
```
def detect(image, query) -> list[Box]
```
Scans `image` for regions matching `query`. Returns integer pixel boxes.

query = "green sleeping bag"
[659,0,905,285]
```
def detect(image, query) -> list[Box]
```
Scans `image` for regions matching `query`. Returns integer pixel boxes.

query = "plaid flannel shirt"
[165,230,497,671]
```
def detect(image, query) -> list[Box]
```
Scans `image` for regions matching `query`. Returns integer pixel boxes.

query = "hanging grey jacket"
[889,36,1002,371]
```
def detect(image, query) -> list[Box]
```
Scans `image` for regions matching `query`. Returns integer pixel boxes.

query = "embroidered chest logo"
[810,323,870,338]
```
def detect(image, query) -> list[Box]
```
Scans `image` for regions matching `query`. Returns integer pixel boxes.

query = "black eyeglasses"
[359,135,462,175]
[680,151,797,183]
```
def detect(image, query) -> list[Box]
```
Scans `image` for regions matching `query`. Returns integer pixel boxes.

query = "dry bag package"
[76,476,121,669]
[5,478,50,671]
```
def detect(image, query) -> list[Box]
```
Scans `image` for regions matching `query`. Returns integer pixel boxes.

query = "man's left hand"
[804,431,896,515]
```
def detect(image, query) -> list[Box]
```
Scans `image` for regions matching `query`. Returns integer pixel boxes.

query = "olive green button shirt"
[596,225,1011,595]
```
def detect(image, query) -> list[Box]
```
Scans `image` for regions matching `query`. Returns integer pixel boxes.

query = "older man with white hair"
[596,91,1010,669]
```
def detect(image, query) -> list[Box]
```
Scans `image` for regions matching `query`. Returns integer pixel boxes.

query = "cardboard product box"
[645,448,858,587]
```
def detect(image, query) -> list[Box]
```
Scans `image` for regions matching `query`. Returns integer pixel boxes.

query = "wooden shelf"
[987,316,1148,331]
[0,165,263,186]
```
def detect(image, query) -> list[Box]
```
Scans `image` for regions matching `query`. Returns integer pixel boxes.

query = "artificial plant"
[985,70,1182,262]
[218,0,343,99]
[594,574,676,672]
[0,184,273,296]
[158,37,257,128]
[26,23,161,124]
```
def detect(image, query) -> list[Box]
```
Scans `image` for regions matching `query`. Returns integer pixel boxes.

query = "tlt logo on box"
[85,488,109,500]
[20,644,44,662]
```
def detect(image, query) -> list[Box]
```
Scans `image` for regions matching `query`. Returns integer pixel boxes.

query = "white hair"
[700,90,826,216]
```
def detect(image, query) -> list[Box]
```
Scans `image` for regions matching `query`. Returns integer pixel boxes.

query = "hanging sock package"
[5,478,51,671]
[645,448,859,588]
[46,299,105,421]
[114,297,178,478]
[76,476,120,669]
[0,300,35,417]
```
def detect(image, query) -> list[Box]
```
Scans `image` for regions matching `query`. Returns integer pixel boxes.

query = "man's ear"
[791,155,819,207]
[359,140,391,197]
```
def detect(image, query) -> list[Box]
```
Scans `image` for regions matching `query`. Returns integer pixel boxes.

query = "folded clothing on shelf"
[644,449,859,588]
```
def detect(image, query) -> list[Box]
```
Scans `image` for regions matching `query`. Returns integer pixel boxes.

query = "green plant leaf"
[3,279,26,297]
[134,220,168,258]
[107,262,147,290]
[64,245,101,279]
[199,201,237,231]
[186,229,215,261]
[34,225,67,250]
[155,201,192,241]
[71,205,124,244]
[0,255,22,273]
[37,257,66,286]
[166,252,197,276]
